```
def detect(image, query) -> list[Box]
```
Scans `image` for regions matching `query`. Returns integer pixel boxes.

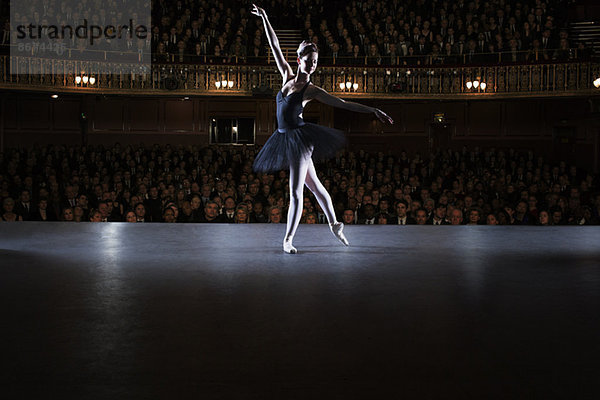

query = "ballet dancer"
[251,4,394,254]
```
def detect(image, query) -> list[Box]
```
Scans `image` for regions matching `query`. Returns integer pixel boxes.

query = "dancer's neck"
[294,71,310,84]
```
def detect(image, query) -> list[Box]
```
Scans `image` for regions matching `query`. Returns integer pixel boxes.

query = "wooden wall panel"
[92,98,124,132]
[4,95,18,129]
[52,99,80,131]
[20,99,50,130]
[196,99,208,134]
[402,102,429,134]
[207,99,256,115]
[130,99,160,132]
[440,102,466,136]
[164,99,194,132]
[504,100,540,136]
[467,101,502,136]
[2,92,597,171]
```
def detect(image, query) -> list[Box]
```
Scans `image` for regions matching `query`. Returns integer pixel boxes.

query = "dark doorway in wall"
[210,118,255,144]
[428,122,453,153]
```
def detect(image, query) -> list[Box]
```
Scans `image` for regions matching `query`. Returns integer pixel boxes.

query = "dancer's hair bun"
[297,40,319,57]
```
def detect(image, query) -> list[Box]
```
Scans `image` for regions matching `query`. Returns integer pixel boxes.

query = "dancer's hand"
[374,108,394,124]
[251,4,266,17]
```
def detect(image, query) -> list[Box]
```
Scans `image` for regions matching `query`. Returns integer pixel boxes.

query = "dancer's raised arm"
[308,85,394,124]
[252,4,293,81]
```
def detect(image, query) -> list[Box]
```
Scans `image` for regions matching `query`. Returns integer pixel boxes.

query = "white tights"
[284,152,338,242]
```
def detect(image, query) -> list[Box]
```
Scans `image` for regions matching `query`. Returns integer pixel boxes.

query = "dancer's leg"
[304,158,338,225]
[305,158,349,246]
[284,152,311,244]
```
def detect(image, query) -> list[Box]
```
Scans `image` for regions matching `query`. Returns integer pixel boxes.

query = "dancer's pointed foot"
[330,222,350,246]
[283,239,297,254]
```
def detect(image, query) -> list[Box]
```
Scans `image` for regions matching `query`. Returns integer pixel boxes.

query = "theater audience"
[8,0,578,66]
[0,142,598,227]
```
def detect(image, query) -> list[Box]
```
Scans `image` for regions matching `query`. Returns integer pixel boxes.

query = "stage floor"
[1,223,599,399]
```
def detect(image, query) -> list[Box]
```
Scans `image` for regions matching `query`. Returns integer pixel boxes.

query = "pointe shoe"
[330,222,350,246]
[283,239,297,254]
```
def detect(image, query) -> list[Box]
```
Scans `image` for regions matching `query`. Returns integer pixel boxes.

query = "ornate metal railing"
[1,55,599,98]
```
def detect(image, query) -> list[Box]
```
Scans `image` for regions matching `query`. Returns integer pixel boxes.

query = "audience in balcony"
[1,143,598,226]
[2,0,590,66]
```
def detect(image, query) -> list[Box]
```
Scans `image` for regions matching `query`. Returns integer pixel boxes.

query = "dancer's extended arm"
[252,4,293,81]
[310,85,394,124]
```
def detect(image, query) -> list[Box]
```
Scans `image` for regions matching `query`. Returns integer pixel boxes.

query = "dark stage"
[2,223,600,399]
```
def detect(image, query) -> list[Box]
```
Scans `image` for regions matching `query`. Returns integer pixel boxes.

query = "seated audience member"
[178,201,195,223]
[163,207,176,223]
[450,209,463,225]
[234,204,250,223]
[73,206,86,222]
[268,206,283,224]
[466,208,482,225]
[414,208,428,225]
[30,198,57,221]
[428,204,448,225]
[305,212,318,224]
[377,212,391,225]
[134,202,147,222]
[357,204,377,224]
[394,200,416,225]
[2,197,23,222]
[200,201,225,223]
[125,210,137,223]
[89,209,103,222]
[342,208,356,225]
[62,207,74,222]
[252,201,269,223]
[486,213,499,225]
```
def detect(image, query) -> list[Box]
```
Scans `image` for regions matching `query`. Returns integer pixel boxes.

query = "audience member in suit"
[199,201,226,223]
[342,208,356,225]
[357,204,377,224]
[415,208,428,225]
[394,200,416,225]
[222,196,237,223]
[376,212,391,225]
[450,208,464,225]
[30,198,58,221]
[14,190,34,221]
[428,204,450,225]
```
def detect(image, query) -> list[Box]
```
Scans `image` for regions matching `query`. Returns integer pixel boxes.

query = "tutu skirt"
[253,122,346,173]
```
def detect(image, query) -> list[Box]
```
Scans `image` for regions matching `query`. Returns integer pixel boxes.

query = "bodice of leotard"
[276,82,310,132]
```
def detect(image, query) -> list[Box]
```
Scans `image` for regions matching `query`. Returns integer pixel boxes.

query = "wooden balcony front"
[2,55,600,100]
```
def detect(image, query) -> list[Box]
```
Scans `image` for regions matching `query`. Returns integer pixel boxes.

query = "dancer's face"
[297,51,318,75]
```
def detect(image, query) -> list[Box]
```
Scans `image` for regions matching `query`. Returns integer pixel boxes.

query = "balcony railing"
[1,54,599,98]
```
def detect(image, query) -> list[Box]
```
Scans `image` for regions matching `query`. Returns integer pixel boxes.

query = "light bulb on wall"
[480,82,487,90]
[82,75,89,84]
[228,80,234,88]
[75,76,82,84]
[466,81,472,89]
[352,83,358,91]
[345,81,351,89]
[221,79,227,88]
[339,82,345,90]
[473,80,479,88]
[215,81,221,88]
[594,78,600,88]
[89,76,96,85]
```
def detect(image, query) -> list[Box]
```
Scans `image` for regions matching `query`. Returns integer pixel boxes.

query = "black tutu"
[253,123,346,173]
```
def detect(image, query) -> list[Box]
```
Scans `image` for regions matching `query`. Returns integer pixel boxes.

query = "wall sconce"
[339,80,358,92]
[593,78,600,88]
[466,76,486,92]
[215,76,234,90]
[75,74,95,86]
